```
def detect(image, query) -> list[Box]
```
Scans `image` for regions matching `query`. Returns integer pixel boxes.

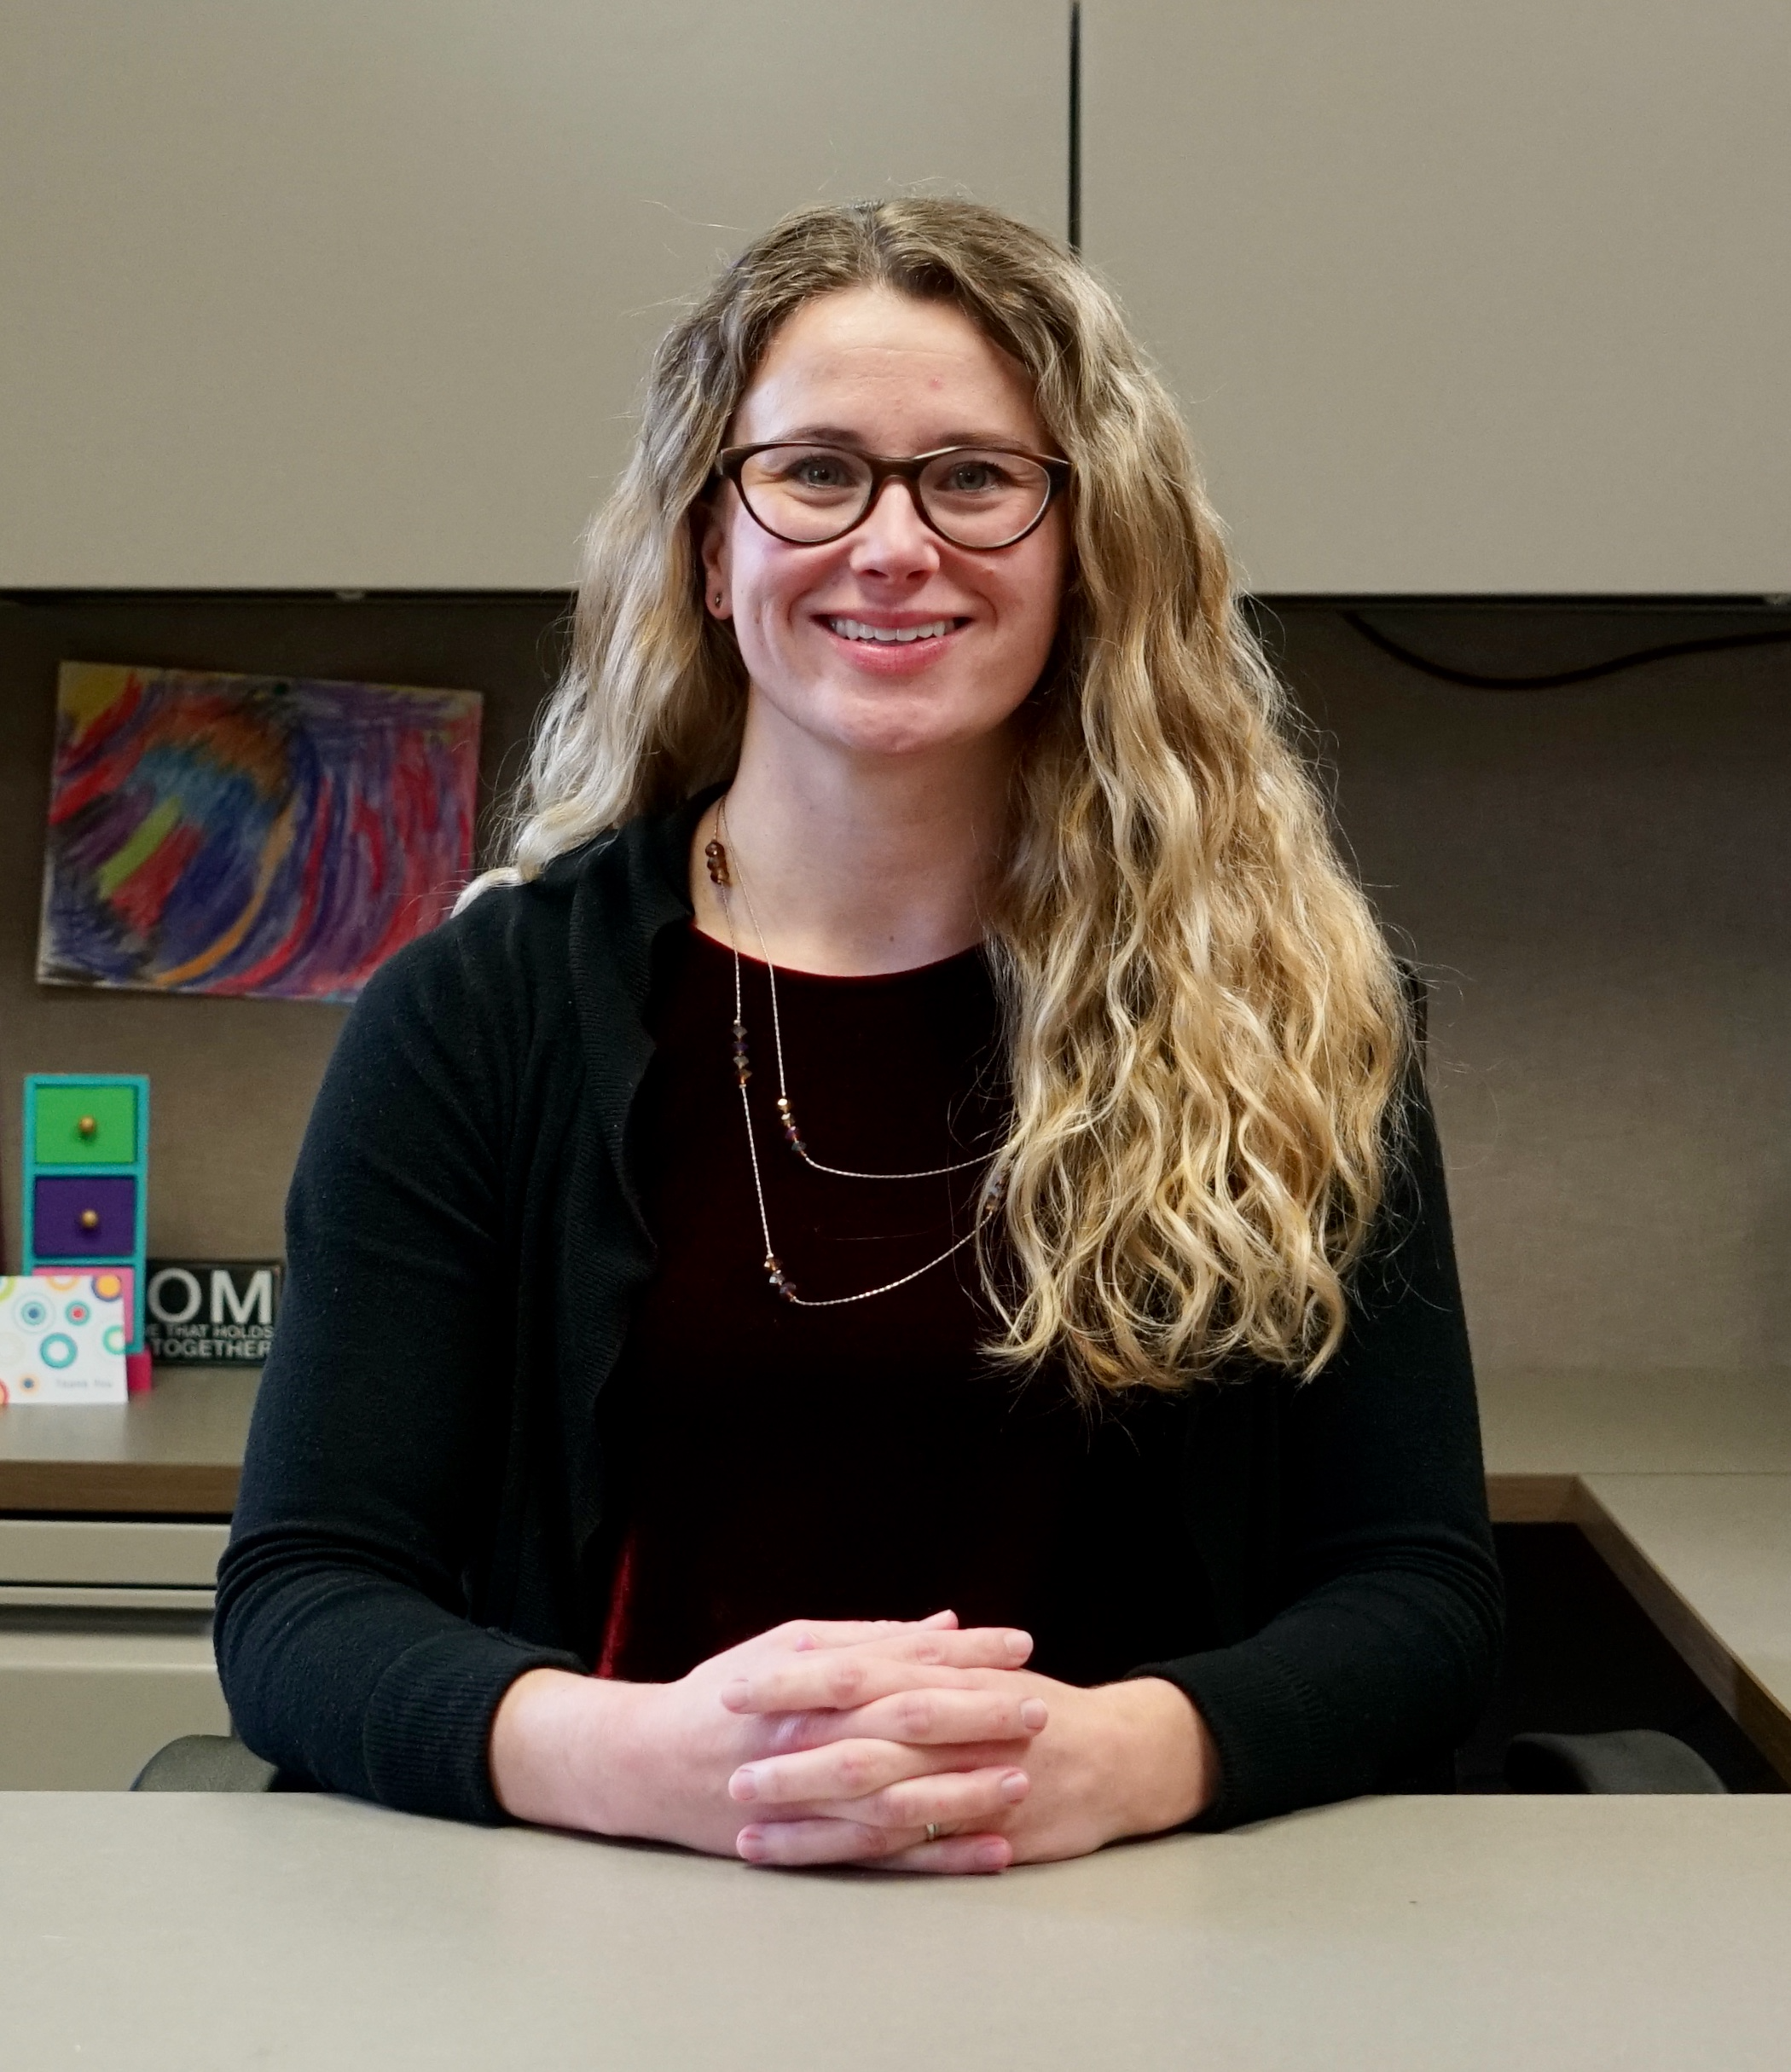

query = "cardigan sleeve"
[213,903,584,1822]
[1130,1079,1504,1829]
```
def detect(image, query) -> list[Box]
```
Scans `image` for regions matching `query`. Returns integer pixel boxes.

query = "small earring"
[713,592,723,607]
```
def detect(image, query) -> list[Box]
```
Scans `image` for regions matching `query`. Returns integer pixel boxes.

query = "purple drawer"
[32,1174,137,1258]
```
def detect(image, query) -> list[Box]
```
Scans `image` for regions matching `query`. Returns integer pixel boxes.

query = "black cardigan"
[216,789,1502,1830]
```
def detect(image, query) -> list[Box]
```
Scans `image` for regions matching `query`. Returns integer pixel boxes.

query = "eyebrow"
[753,424,1035,451]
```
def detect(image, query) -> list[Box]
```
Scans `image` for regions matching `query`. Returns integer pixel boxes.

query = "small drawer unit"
[32,1174,139,1257]
[31,1080,140,1165]
[22,1074,149,1355]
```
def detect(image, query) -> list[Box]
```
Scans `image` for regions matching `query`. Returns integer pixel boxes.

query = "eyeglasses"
[716,442,1071,551]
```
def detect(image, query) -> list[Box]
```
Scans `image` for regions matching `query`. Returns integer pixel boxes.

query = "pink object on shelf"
[125,1351,154,1395]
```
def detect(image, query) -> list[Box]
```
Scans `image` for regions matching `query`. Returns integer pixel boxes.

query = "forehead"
[734,286,1044,447]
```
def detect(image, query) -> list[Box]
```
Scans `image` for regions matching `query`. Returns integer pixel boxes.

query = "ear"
[696,499,731,619]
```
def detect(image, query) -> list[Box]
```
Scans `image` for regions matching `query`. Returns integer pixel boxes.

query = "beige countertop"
[3,1792,1789,2071]
[0,1369,256,1514]
[1575,1473,1791,1783]
[1479,1366,1791,1519]
[1477,1370,1791,1782]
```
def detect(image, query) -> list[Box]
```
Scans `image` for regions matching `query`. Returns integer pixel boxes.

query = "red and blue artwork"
[38,663,483,1003]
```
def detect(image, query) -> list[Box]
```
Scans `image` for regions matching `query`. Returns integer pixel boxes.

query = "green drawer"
[32,1083,139,1166]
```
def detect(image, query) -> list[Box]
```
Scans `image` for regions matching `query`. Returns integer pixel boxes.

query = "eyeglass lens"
[736,446,1052,548]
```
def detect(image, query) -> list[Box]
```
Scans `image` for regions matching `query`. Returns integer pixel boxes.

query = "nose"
[847,477,940,583]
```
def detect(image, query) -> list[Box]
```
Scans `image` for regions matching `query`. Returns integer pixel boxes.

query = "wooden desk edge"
[1486,1473,1580,1524]
[0,1465,1589,1526]
[0,1461,239,1518]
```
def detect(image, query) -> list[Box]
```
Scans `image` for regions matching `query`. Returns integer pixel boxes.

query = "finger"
[722,1629,1033,1715]
[818,1687,1049,1749]
[803,1764,1030,1834]
[738,1820,1011,1873]
[763,1612,959,1654]
[876,1832,1014,1875]
[733,1736,1026,1808]
[753,1699,1035,1760]
[732,1737,914,1807]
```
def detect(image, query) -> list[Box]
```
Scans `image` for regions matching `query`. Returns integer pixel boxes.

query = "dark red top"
[596,920,1170,1685]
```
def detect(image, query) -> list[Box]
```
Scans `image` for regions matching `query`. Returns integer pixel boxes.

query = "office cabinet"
[1082,1,1791,593]
[0,1521,230,1789]
[0,0,1065,589]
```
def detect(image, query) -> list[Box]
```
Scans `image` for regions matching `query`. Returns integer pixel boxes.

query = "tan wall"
[4,597,1788,1380]
[1278,605,1791,1374]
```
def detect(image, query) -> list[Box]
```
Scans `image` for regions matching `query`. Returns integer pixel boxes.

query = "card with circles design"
[0,1271,130,1404]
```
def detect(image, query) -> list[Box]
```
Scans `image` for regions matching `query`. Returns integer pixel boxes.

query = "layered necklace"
[704,796,1005,1307]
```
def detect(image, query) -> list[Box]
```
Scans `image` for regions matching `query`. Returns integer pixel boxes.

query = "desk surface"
[1479,1365,1791,1518]
[1479,1371,1791,1782]
[0,1369,253,1514]
[1577,1473,1791,1782]
[3,1793,1789,2072]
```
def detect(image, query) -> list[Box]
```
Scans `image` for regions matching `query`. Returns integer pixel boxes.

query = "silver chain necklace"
[704,796,1002,1307]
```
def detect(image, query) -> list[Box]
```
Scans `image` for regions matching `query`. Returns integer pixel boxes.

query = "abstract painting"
[39,663,483,1003]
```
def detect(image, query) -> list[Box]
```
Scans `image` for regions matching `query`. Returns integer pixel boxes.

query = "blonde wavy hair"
[477,197,1411,1398]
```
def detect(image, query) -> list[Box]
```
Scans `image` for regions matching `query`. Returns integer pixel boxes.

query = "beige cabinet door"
[1082,1,1791,593]
[0,1521,230,1789]
[0,1612,229,1790]
[0,0,1067,587]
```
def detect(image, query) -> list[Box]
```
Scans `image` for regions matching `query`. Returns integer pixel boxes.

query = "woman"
[217,199,1500,1873]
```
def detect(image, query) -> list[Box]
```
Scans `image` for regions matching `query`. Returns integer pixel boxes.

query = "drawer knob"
[77,1114,98,1138]
[78,1208,101,1231]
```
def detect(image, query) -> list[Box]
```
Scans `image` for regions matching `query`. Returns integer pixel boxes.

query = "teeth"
[826,617,954,644]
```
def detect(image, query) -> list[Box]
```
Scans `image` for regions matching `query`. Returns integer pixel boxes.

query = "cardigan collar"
[560,783,726,1234]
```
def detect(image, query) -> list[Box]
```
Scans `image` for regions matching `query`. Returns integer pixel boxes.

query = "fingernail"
[720,1678,752,1710]
[1000,1768,1029,1802]
[975,1841,1008,1872]
[729,1767,759,1803]
[737,1828,768,1862]
[1019,1699,1048,1731]
[1005,1630,1033,1660]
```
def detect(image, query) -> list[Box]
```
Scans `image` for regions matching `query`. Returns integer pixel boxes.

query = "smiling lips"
[824,616,962,645]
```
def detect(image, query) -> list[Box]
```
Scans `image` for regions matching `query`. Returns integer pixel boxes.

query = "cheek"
[999,544,1068,663]
[731,535,832,623]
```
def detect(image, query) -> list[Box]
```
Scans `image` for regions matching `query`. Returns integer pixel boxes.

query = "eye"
[938,459,1011,494]
[762,447,864,493]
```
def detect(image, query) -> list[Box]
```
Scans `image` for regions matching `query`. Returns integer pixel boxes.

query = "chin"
[787,680,1002,762]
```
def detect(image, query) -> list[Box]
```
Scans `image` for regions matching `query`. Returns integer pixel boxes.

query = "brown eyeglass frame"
[714,442,1072,550]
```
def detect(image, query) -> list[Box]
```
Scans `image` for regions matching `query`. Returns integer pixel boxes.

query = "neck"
[692,708,1016,977]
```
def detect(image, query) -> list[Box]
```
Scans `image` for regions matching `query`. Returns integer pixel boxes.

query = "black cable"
[1342,611,1791,691]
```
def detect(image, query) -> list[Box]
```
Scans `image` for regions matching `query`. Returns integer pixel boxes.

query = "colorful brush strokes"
[39,663,483,1003]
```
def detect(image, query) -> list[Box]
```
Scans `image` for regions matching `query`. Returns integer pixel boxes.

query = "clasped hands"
[491,1611,1215,1873]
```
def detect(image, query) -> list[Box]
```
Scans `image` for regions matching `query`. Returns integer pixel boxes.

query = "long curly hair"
[471,197,1411,1397]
